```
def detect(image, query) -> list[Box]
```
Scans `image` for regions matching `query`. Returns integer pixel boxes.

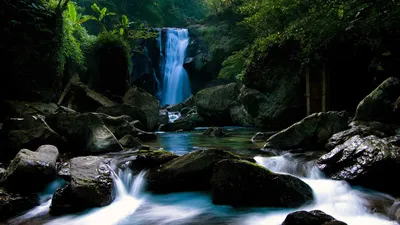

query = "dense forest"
[1,0,400,224]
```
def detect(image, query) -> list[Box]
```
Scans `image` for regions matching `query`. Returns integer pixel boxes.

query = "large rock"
[195,83,240,125]
[119,135,142,149]
[264,111,349,150]
[203,127,226,137]
[251,132,276,143]
[317,135,400,195]
[282,210,347,225]
[146,149,240,193]
[229,101,255,127]
[1,145,59,193]
[0,115,63,160]
[211,159,314,208]
[0,188,39,220]
[3,101,59,118]
[123,86,160,131]
[96,104,148,129]
[51,156,114,214]
[159,120,195,132]
[129,150,179,172]
[354,77,400,124]
[179,111,206,127]
[47,111,122,154]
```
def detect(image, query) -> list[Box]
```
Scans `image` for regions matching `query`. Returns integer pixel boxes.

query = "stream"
[6,127,398,225]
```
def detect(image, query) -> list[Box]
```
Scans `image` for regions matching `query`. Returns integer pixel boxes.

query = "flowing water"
[8,128,399,225]
[159,28,191,106]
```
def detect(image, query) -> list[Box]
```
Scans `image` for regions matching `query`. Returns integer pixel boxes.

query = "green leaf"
[68,3,77,23]
[122,15,129,26]
[79,15,95,24]
[99,7,107,21]
[106,12,116,16]
[119,28,124,35]
[338,5,344,19]
[91,3,101,14]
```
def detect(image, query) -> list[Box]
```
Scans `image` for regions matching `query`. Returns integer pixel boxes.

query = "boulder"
[180,111,206,127]
[119,134,142,149]
[229,101,254,127]
[282,210,347,225]
[203,127,226,137]
[1,145,59,193]
[211,159,314,208]
[317,135,400,195]
[183,95,195,108]
[159,120,195,132]
[47,111,122,154]
[167,103,184,112]
[159,110,169,125]
[0,188,39,220]
[3,101,59,118]
[251,132,276,143]
[195,83,240,125]
[123,86,160,131]
[0,116,63,161]
[96,104,148,128]
[129,150,179,171]
[354,77,400,124]
[264,111,349,150]
[180,107,192,117]
[51,156,114,214]
[146,149,240,193]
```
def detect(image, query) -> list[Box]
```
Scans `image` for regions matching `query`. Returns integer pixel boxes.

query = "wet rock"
[195,83,240,126]
[96,104,148,129]
[389,201,400,223]
[183,95,195,108]
[264,111,349,150]
[47,111,122,154]
[180,111,206,127]
[203,127,226,137]
[167,103,184,112]
[317,135,400,195]
[146,149,240,193]
[51,156,114,214]
[123,86,161,130]
[119,134,142,149]
[57,161,70,182]
[3,101,59,118]
[95,113,140,139]
[180,107,192,117]
[229,101,254,127]
[211,159,314,208]
[0,115,63,161]
[0,167,6,181]
[354,77,400,124]
[159,120,195,132]
[0,188,39,220]
[282,210,347,225]
[130,150,179,171]
[1,145,59,193]
[130,120,146,131]
[251,132,276,143]
[159,110,169,125]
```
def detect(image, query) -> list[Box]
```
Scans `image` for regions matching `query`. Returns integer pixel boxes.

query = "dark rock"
[180,107,192,117]
[203,127,226,137]
[264,111,349,150]
[123,86,160,131]
[140,145,151,150]
[211,159,314,208]
[1,145,58,193]
[317,135,400,195]
[354,77,400,124]
[119,135,142,149]
[167,104,184,112]
[0,116,63,161]
[159,110,169,125]
[130,53,158,95]
[146,149,240,193]
[130,120,146,131]
[180,112,206,127]
[57,161,70,182]
[47,111,122,154]
[0,188,39,220]
[3,101,58,118]
[0,167,5,181]
[195,83,240,126]
[159,120,195,132]
[282,210,347,225]
[51,156,114,214]
[95,113,136,139]
[229,101,254,127]
[251,132,277,142]
[130,150,179,171]
[96,104,148,129]
[183,96,195,108]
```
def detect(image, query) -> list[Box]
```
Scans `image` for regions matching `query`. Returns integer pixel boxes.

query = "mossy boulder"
[0,115,63,161]
[146,149,240,193]
[130,150,179,171]
[211,159,314,208]
[119,135,142,149]
[195,83,240,126]
[159,120,195,132]
[96,104,148,129]
[51,156,114,215]
[3,101,59,119]
[251,132,277,143]
[229,101,255,127]
[282,210,347,225]
[203,127,226,137]
[264,111,349,150]
[354,77,400,124]
[317,135,400,195]
[1,145,59,193]
[0,188,39,220]
[123,86,160,131]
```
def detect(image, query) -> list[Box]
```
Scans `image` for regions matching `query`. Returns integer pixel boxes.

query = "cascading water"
[159,28,191,106]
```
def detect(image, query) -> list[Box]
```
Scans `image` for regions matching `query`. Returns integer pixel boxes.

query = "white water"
[160,28,191,106]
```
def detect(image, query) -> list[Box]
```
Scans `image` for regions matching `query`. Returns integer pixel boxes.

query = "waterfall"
[159,28,191,106]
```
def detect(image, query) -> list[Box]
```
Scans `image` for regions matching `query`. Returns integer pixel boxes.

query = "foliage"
[92,31,131,67]
[218,48,249,80]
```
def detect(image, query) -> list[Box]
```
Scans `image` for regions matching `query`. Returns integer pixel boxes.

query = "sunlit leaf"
[119,28,124,35]
[122,15,129,26]
[91,3,101,14]
[68,3,77,23]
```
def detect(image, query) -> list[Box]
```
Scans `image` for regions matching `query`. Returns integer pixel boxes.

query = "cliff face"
[0,0,66,102]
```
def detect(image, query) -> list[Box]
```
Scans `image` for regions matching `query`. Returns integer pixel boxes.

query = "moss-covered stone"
[159,120,196,132]
[0,188,39,220]
[146,149,240,193]
[130,150,179,171]
[97,104,148,128]
[119,135,142,149]
[211,159,314,208]
[3,101,59,119]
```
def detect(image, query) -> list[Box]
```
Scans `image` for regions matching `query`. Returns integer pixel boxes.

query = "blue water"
[160,28,192,106]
